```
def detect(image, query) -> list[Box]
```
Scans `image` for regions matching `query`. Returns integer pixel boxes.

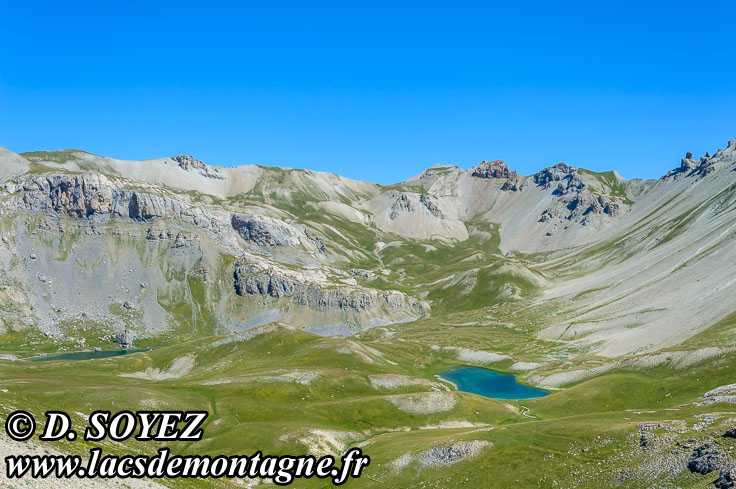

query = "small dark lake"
[29,348,149,362]
[439,366,549,400]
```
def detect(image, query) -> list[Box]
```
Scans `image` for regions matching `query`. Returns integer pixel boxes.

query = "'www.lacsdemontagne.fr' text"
[5,447,370,486]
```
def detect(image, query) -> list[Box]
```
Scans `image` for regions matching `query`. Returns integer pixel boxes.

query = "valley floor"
[2,311,736,489]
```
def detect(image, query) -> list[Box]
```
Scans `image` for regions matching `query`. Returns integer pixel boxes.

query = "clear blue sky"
[1,1,734,183]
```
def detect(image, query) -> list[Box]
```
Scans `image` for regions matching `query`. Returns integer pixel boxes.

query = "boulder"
[113,329,135,349]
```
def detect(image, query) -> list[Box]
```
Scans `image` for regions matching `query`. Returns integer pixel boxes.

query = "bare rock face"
[233,263,429,317]
[17,174,319,253]
[20,174,113,218]
[170,155,225,180]
[233,264,300,298]
[17,174,220,230]
[471,160,517,179]
[231,213,300,247]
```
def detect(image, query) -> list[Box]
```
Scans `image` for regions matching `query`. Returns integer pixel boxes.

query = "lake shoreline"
[438,366,549,400]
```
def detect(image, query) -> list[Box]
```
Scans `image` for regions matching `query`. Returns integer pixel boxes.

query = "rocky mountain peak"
[534,162,584,194]
[471,160,517,179]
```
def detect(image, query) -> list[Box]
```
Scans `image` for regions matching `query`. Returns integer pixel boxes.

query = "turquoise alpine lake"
[29,348,150,362]
[439,366,549,400]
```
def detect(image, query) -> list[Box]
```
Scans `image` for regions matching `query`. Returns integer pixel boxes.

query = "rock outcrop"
[361,190,468,242]
[568,192,622,218]
[662,152,716,180]
[18,174,322,253]
[113,329,135,349]
[715,467,736,489]
[417,441,491,467]
[16,174,220,230]
[419,193,444,217]
[233,263,428,317]
[234,264,301,298]
[531,163,626,224]
[500,178,528,192]
[146,226,195,246]
[231,213,300,247]
[534,163,585,194]
[389,193,414,220]
[471,160,517,179]
[350,269,377,281]
[687,442,728,475]
[303,228,327,254]
[697,384,736,406]
[170,155,225,180]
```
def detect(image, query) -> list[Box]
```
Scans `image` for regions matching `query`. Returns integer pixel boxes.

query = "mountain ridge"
[1,138,735,358]
[16,141,734,184]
